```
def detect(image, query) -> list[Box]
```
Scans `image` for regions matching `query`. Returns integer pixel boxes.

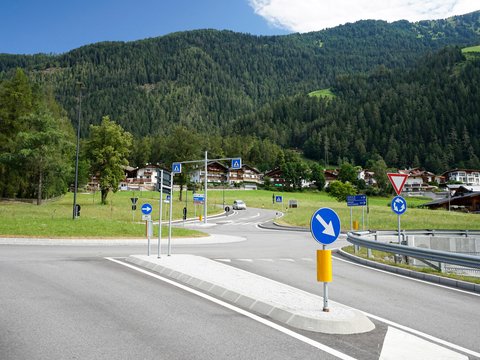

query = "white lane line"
[380,326,467,360]
[215,259,231,263]
[333,255,480,297]
[365,311,479,358]
[333,256,480,358]
[105,257,356,360]
[279,258,295,262]
[257,258,274,262]
[237,258,253,262]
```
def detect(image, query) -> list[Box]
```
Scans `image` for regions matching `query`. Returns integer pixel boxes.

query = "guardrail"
[346,231,480,269]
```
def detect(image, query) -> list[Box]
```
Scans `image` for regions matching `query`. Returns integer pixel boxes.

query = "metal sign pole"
[362,205,365,230]
[350,207,353,231]
[398,215,401,244]
[204,150,208,224]
[158,170,163,258]
[322,244,329,312]
[147,220,151,256]
[168,172,173,256]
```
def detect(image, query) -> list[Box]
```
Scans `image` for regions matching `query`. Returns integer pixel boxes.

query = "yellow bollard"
[199,215,202,221]
[353,220,359,230]
[317,250,332,282]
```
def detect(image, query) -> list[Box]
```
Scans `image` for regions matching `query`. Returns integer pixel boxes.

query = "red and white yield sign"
[387,173,409,195]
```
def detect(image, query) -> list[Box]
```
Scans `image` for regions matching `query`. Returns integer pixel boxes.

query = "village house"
[398,168,439,193]
[422,185,480,212]
[442,169,480,186]
[123,164,160,191]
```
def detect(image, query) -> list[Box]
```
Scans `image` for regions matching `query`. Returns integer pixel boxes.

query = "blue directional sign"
[391,196,407,215]
[141,203,153,215]
[193,194,205,203]
[231,158,242,169]
[310,208,341,245]
[172,163,182,174]
[347,194,367,207]
[275,195,283,203]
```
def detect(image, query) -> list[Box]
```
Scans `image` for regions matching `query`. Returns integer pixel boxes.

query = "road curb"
[126,254,375,334]
[337,248,480,294]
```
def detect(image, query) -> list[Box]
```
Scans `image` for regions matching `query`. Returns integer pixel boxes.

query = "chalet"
[398,168,437,193]
[422,185,480,212]
[324,169,339,187]
[123,164,160,191]
[264,168,285,187]
[190,161,228,185]
[357,169,376,186]
[442,169,480,186]
[228,164,262,187]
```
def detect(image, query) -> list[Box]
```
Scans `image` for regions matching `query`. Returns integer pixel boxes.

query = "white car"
[233,200,247,210]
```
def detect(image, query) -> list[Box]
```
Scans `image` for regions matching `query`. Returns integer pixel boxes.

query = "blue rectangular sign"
[275,195,283,203]
[231,158,242,169]
[347,195,367,207]
[172,163,182,174]
[193,194,205,203]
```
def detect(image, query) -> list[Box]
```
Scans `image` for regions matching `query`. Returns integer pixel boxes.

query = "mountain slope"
[0,11,479,138]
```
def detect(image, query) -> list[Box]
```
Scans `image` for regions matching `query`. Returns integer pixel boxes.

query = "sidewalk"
[126,254,375,334]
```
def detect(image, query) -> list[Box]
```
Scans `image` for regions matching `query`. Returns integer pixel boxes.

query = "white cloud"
[248,0,480,32]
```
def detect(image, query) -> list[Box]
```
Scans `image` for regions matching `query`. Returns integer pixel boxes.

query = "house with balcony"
[398,168,437,193]
[123,164,160,191]
[190,161,228,185]
[442,169,480,186]
[228,164,262,187]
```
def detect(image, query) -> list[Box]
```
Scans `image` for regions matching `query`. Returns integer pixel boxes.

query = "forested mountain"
[1,11,479,139]
[234,47,480,174]
[1,11,480,180]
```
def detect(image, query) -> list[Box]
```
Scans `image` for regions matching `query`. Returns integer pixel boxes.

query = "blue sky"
[0,0,289,54]
[1,0,478,55]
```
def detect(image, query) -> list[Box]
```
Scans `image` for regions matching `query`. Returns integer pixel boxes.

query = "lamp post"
[72,83,83,220]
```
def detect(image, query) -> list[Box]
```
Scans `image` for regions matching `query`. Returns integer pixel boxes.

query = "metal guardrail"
[346,231,480,269]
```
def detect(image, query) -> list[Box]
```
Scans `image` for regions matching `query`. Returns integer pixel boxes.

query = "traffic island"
[126,254,375,334]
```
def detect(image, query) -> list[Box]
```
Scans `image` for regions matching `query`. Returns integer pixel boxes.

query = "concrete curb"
[126,254,375,334]
[337,249,480,294]
[257,221,309,232]
[0,234,246,246]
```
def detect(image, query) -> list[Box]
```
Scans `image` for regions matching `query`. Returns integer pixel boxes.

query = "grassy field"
[308,88,336,99]
[462,45,480,53]
[1,189,479,237]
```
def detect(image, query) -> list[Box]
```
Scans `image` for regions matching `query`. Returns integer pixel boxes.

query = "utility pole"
[72,82,83,220]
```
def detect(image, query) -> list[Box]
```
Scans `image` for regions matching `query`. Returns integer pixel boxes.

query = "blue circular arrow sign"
[141,203,153,215]
[391,196,407,215]
[310,208,341,245]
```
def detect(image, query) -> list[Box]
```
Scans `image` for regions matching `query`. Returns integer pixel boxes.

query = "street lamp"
[72,82,83,220]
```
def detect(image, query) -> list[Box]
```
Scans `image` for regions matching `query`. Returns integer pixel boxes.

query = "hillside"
[233,46,480,173]
[0,11,479,138]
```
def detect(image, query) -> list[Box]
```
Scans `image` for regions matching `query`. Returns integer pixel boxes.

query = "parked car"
[233,200,247,210]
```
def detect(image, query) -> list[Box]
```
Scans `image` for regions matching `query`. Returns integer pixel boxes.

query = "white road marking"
[257,258,274,262]
[215,259,231,263]
[237,258,253,262]
[380,326,467,360]
[333,256,480,358]
[333,255,480,297]
[279,258,295,262]
[105,257,356,360]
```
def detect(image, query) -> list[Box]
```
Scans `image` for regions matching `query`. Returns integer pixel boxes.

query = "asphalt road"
[1,207,479,359]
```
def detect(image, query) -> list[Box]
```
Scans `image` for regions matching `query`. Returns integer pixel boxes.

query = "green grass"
[308,88,336,99]
[2,189,480,237]
[343,246,480,284]
[0,191,210,238]
[462,45,480,53]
